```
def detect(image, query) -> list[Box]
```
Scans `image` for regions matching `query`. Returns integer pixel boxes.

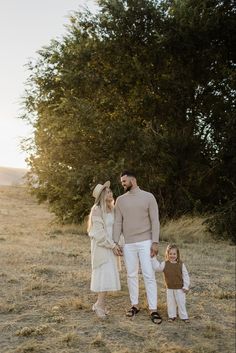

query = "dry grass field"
[0,167,27,186]
[0,186,235,353]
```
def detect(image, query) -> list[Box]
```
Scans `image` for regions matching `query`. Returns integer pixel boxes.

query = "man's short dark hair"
[120,170,137,178]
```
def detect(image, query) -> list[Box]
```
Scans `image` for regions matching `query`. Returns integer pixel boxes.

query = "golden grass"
[161,216,212,244]
[0,185,235,353]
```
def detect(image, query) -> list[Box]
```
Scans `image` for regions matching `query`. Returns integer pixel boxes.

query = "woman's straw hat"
[92,181,110,203]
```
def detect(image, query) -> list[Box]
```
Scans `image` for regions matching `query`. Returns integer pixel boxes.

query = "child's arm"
[151,258,165,272]
[182,263,190,292]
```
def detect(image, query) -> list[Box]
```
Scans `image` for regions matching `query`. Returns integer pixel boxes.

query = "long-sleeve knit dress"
[90,213,121,292]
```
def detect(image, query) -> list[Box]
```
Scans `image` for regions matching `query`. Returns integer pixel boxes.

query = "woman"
[87,181,121,318]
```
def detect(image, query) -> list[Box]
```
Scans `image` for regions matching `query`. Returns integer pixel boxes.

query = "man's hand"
[150,242,159,257]
[113,244,123,256]
[182,288,189,294]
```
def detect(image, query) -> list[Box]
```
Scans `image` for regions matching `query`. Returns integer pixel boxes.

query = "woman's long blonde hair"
[87,187,114,233]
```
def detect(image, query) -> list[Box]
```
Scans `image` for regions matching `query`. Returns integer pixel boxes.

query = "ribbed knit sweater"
[113,187,160,244]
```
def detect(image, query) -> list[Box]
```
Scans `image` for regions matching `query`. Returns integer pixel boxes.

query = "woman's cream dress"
[90,213,121,292]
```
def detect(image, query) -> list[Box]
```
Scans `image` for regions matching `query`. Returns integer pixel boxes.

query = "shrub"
[205,199,236,243]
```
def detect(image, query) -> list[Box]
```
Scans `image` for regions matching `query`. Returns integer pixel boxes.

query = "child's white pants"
[167,289,188,319]
[123,239,157,310]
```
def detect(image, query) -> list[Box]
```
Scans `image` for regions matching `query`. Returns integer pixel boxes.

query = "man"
[113,170,162,324]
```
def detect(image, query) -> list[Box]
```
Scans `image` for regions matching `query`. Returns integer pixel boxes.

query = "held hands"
[182,288,189,294]
[113,243,123,256]
[150,242,159,257]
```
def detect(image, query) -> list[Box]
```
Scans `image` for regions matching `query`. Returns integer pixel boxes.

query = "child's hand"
[182,288,189,294]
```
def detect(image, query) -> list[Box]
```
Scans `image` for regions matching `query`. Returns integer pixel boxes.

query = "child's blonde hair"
[165,243,181,263]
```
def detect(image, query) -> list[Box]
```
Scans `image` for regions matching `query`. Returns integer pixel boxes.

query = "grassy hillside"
[0,186,235,353]
[0,166,27,186]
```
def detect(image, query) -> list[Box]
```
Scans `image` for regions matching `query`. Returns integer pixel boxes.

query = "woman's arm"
[89,207,115,249]
[92,218,115,248]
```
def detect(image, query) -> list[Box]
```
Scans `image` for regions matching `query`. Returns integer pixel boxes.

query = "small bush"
[205,199,236,243]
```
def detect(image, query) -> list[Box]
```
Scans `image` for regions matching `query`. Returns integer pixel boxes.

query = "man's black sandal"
[150,311,162,324]
[126,306,140,317]
[168,317,176,322]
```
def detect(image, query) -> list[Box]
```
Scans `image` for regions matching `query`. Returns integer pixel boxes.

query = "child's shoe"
[182,319,190,324]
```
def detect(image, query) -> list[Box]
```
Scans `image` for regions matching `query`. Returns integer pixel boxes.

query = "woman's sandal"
[126,306,140,317]
[150,311,162,324]
[92,304,106,319]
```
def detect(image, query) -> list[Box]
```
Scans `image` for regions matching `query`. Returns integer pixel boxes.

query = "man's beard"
[124,185,132,192]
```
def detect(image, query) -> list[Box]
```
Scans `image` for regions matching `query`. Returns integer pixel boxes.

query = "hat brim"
[94,180,110,203]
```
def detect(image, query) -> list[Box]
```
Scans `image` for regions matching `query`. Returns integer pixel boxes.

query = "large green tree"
[21,0,235,238]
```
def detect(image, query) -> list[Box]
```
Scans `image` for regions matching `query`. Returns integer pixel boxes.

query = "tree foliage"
[21,0,235,240]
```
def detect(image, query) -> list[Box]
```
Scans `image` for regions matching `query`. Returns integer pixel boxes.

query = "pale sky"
[0,0,97,169]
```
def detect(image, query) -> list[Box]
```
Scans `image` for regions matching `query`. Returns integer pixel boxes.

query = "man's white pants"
[167,289,188,319]
[123,239,157,310]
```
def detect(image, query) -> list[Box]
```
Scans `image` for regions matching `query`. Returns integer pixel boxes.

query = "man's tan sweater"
[113,187,160,244]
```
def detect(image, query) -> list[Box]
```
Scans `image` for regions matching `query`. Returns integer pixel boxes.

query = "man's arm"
[113,199,123,239]
[112,200,123,256]
[149,194,160,257]
[149,194,160,243]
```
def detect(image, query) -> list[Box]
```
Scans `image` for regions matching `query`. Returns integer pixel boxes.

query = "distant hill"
[0,166,27,186]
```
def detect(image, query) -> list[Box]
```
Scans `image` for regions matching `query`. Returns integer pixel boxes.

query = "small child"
[152,243,190,323]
